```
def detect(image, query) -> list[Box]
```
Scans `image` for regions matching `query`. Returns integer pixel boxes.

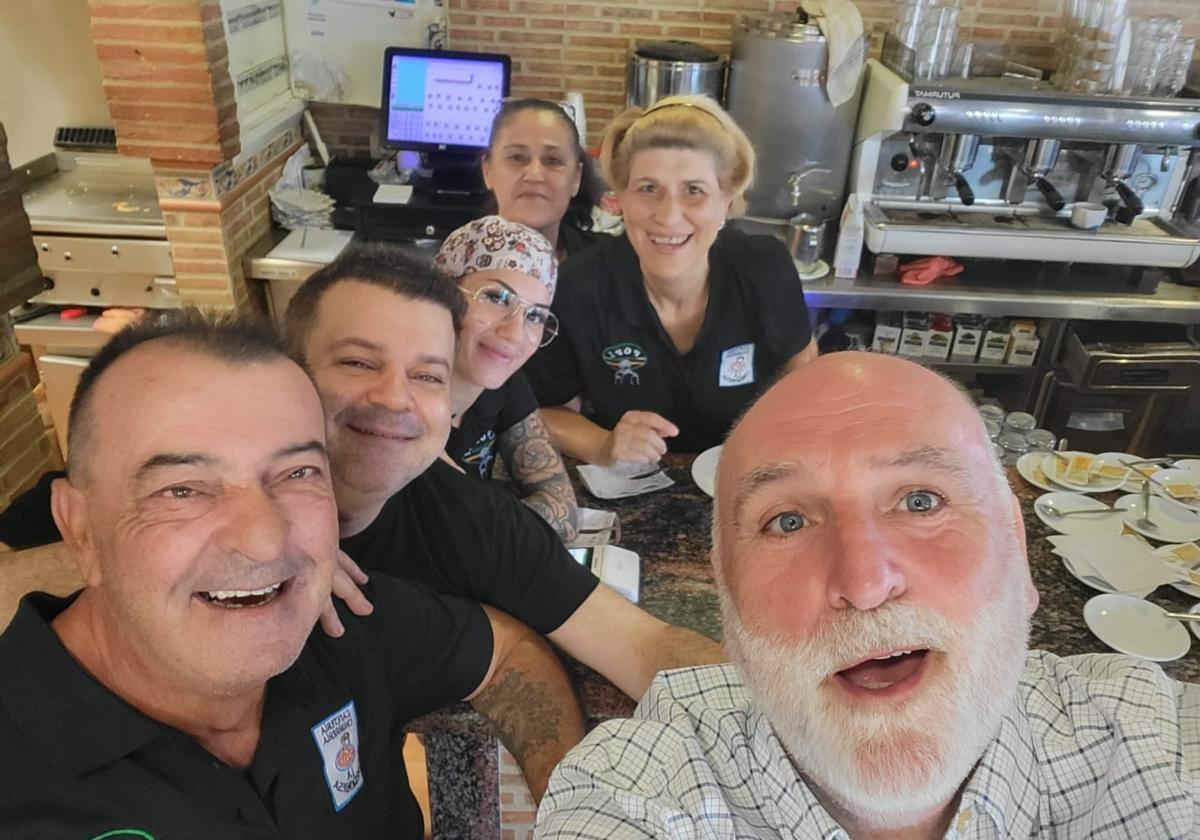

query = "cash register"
[326,46,511,241]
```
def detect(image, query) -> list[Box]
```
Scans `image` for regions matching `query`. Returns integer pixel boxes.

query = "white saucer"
[691,445,722,498]
[1114,493,1200,543]
[1042,451,1130,493]
[1084,593,1191,661]
[1017,452,1057,491]
[795,259,830,281]
[1174,459,1200,473]
[1034,492,1124,537]
[1154,544,1200,598]
[1149,468,1200,512]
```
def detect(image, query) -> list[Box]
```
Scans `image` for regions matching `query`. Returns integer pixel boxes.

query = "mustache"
[337,405,427,438]
[192,548,313,592]
[721,595,958,679]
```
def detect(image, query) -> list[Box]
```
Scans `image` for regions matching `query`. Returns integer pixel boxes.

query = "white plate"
[1042,451,1130,493]
[1017,451,1058,492]
[1189,602,1200,641]
[1114,493,1200,543]
[1154,544,1200,598]
[1174,459,1200,473]
[691,445,722,498]
[1097,452,1156,494]
[1084,593,1191,661]
[1059,555,1154,597]
[1034,492,1124,537]
[1149,468,1200,511]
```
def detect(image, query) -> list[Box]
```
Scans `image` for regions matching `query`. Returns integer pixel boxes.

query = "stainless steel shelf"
[802,272,1200,324]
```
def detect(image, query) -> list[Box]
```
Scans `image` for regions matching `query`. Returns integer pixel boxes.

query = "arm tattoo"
[471,668,563,768]
[500,411,579,541]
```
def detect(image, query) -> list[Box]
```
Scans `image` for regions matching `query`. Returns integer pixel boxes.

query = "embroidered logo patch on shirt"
[462,430,497,479]
[602,342,647,387]
[311,700,364,812]
[718,343,755,387]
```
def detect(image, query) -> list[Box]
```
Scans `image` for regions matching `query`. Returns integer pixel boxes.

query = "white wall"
[0,0,112,167]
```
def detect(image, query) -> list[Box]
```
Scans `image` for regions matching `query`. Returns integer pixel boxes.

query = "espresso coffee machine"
[849,59,1200,268]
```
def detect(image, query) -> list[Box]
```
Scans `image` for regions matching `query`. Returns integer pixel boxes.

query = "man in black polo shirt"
[0,312,578,838]
[0,244,724,699]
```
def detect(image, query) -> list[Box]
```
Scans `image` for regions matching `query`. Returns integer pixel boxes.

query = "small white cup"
[1070,202,1107,229]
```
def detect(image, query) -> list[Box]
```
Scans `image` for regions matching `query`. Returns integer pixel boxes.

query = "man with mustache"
[2,243,723,699]
[536,352,1200,838]
[0,312,576,838]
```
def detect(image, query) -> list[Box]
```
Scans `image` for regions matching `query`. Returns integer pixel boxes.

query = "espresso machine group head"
[849,59,1200,268]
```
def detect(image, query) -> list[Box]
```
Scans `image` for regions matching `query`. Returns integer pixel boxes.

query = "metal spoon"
[1040,501,1118,518]
[1162,610,1200,622]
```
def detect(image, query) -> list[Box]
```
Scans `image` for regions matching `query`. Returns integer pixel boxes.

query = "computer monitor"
[380,47,511,154]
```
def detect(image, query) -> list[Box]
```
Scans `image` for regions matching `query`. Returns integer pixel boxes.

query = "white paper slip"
[373,184,413,205]
[1047,533,1190,593]
[567,507,620,548]
[577,462,674,500]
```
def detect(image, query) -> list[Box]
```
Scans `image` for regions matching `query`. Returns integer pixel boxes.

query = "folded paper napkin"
[1047,534,1192,593]
[577,462,675,500]
[567,507,621,548]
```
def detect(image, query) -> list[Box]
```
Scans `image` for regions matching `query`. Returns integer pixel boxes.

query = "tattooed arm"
[498,409,580,543]
[467,606,586,802]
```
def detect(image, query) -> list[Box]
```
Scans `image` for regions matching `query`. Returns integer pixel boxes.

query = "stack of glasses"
[1056,2,1195,97]
[887,0,963,81]
[1123,17,1195,97]
[1053,0,1129,94]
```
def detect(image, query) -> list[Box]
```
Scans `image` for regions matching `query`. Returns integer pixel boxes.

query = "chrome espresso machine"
[849,58,1200,271]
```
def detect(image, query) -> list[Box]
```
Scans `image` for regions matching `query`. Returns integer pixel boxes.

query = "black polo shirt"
[446,372,539,480]
[340,459,598,635]
[0,581,490,839]
[525,228,813,453]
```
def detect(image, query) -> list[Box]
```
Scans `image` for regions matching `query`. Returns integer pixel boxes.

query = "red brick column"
[89,0,300,310]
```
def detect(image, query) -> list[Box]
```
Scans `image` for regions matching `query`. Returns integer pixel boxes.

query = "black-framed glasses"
[458,281,559,348]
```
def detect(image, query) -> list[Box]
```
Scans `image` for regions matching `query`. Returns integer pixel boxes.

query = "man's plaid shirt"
[536,654,1200,839]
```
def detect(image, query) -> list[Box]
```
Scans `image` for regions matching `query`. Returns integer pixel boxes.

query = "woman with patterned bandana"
[434,215,580,542]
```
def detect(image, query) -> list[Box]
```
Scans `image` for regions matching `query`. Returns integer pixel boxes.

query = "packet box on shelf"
[1006,335,1040,366]
[898,313,929,359]
[925,321,953,361]
[978,325,1011,363]
[950,322,982,361]
[871,311,902,354]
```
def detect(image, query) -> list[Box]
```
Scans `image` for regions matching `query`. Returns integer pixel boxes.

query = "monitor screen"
[381,47,511,154]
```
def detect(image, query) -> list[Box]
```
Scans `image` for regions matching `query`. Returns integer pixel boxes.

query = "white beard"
[721,548,1031,830]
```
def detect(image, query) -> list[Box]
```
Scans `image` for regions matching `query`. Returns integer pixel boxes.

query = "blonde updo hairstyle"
[599,95,756,217]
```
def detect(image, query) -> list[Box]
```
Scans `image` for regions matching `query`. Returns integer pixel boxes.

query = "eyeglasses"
[459,281,559,348]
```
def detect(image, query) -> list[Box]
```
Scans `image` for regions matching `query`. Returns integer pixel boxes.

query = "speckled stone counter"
[415,454,1200,837]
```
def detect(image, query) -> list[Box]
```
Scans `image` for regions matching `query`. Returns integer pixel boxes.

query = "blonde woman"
[525,95,817,466]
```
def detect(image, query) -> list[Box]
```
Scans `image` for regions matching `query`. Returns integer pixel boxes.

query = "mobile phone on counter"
[569,546,640,604]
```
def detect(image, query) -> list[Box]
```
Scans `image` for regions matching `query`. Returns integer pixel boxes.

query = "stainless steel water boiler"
[626,41,726,109]
[726,10,863,221]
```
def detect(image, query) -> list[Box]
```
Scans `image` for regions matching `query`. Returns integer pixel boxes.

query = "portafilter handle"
[1021,138,1065,211]
[1034,177,1066,212]
[939,134,980,206]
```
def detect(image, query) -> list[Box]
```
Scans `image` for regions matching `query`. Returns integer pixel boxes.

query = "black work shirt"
[0,470,59,549]
[446,373,539,480]
[557,222,606,260]
[0,581,491,839]
[525,228,813,453]
[340,459,598,635]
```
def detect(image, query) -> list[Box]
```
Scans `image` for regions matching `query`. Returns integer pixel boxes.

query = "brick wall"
[89,0,239,165]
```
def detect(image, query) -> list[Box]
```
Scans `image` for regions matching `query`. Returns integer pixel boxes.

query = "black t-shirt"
[558,222,606,260]
[340,460,598,635]
[0,470,61,549]
[525,228,813,453]
[0,581,491,839]
[446,372,539,480]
